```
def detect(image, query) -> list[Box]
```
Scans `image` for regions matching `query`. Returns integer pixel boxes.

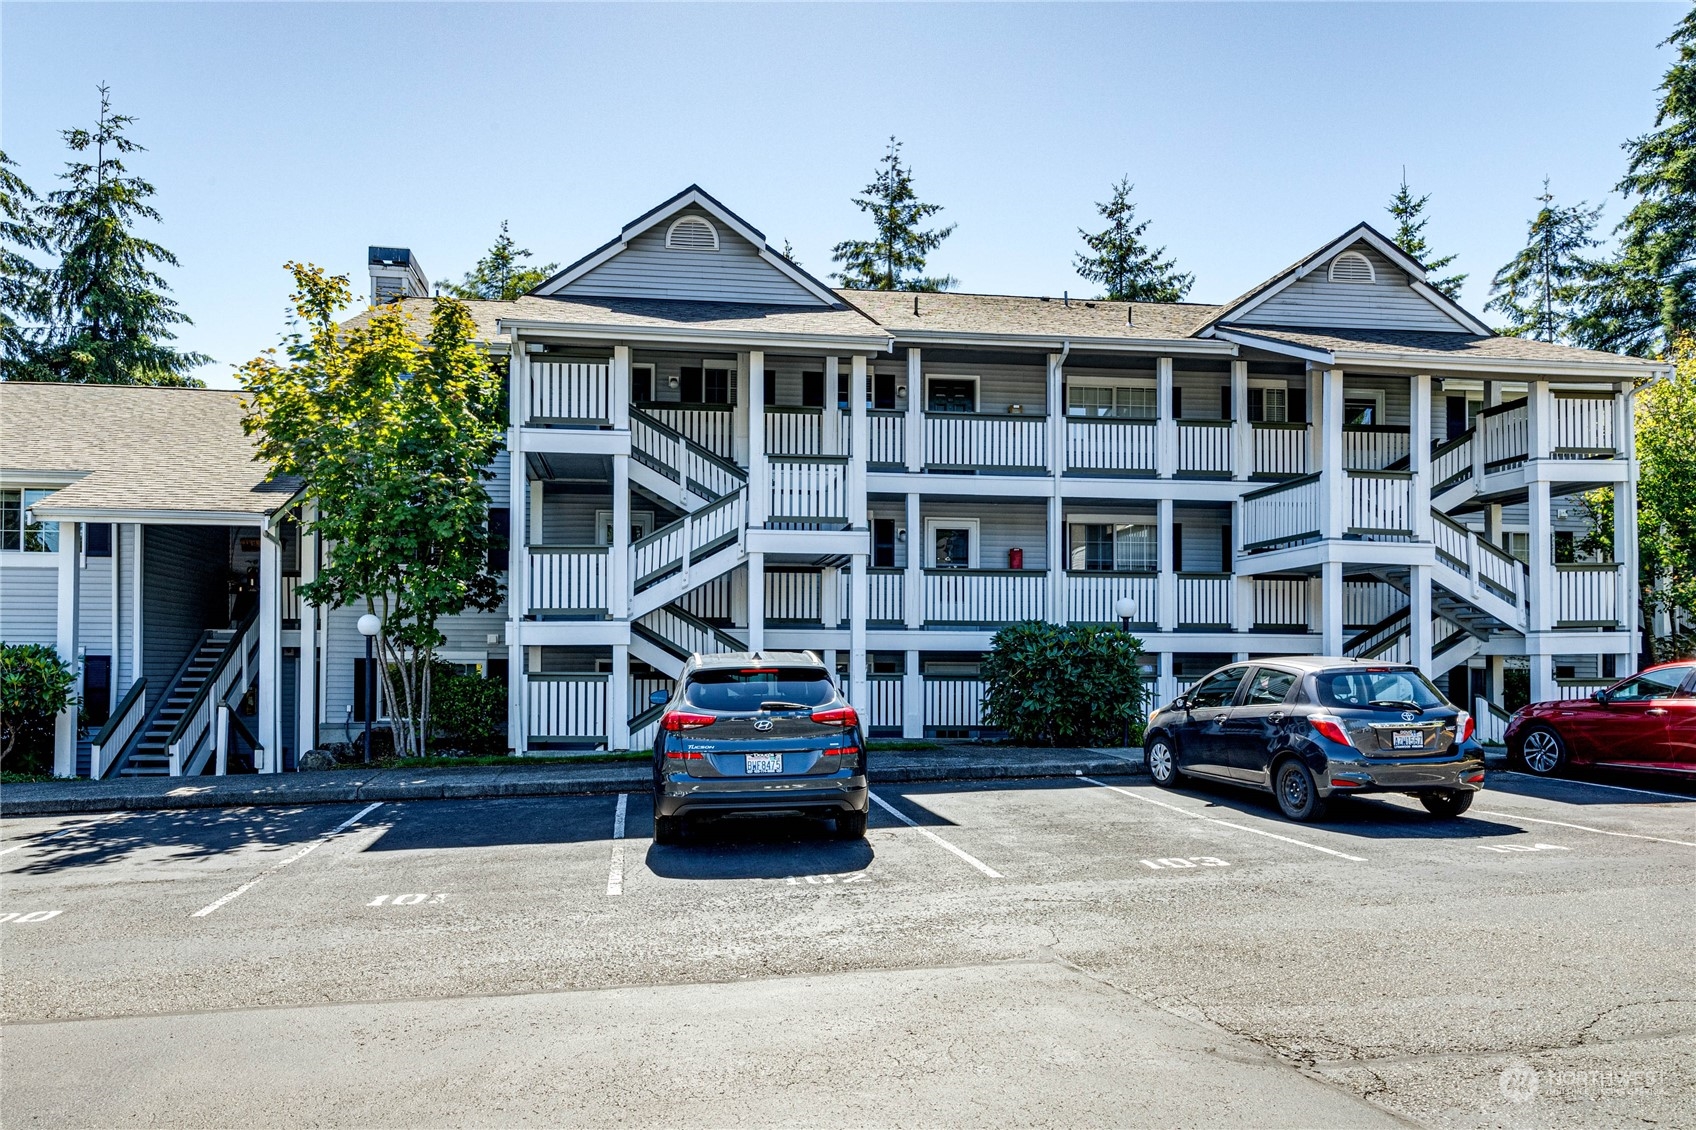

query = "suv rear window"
[683,667,836,712]
[1314,668,1447,711]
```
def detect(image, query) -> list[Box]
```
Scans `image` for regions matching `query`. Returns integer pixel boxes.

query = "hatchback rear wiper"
[758,700,809,711]
[1369,699,1423,711]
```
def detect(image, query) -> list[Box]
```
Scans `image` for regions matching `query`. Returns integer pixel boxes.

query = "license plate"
[1391,730,1425,750]
[745,752,784,774]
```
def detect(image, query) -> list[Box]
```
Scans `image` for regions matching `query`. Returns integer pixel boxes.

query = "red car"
[1505,660,1696,778]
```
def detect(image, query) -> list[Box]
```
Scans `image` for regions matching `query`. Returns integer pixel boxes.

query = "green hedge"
[1,643,74,775]
[981,623,1146,747]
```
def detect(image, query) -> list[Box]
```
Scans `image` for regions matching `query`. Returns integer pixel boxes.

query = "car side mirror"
[649,690,669,707]
[1173,695,1191,712]
[1592,689,1609,705]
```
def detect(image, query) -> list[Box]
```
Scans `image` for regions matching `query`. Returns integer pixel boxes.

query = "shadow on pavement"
[4,805,371,874]
[1484,768,1696,805]
[1163,776,1529,840]
[361,795,620,851]
[644,814,875,880]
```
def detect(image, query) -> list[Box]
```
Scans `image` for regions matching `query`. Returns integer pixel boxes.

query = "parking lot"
[3,768,1692,1127]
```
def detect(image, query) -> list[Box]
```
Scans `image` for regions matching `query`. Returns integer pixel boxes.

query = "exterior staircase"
[119,631,237,776]
[112,616,258,777]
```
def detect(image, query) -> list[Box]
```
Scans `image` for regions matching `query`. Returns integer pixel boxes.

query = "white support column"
[1618,385,1640,647]
[1156,651,1175,711]
[904,492,922,630]
[1528,648,1556,706]
[1485,503,1503,551]
[610,344,631,429]
[905,347,924,474]
[609,643,630,750]
[747,349,767,526]
[1307,369,1323,470]
[849,553,869,712]
[849,355,869,530]
[1320,369,1346,540]
[902,649,923,739]
[746,550,766,653]
[53,521,78,777]
[1527,379,1553,461]
[1155,357,1176,479]
[822,355,841,456]
[1485,379,1502,409]
[507,340,528,755]
[732,352,751,468]
[1408,564,1433,674]
[1047,351,1066,621]
[1321,560,1345,657]
[1528,478,1554,633]
[1157,498,1176,632]
[1230,360,1250,481]
[297,504,318,758]
[820,564,841,628]
[610,455,630,619]
[129,523,144,688]
[257,528,280,773]
[1410,373,1433,541]
[1231,503,1254,633]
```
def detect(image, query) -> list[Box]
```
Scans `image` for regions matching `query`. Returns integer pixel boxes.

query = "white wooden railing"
[1432,429,1474,492]
[631,410,745,501]
[638,404,736,461]
[632,674,672,711]
[765,407,825,456]
[868,569,904,624]
[924,675,984,729]
[1177,421,1232,476]
[1430,510,1524,610]
[1252,577,1309,630]
[639,605,741,660]
[1479,400,1529,470]
[529,361,611,425]
[867,675,903,732]
[1066,571,1157,625]
[1475,697,1511,744]
[1557,678,1616,701]
[1344,581,1407,629]
[1552,392,1617,456]
[90,678,146,779]
[868,411,904,466]
[168,624,256,776]
[766,569,822,622]
[925,413,1047,471]
[1176,573,1233,628]
[529,547,608,615]
[528,673,608,742]
[1343,426,1410,471]
[1066,418,1157,474]
[769,456,848,523]
[924,569,1047,624]
[1243,474,1322,550]
[1252,423,1308,478]
[1347,470,1412,535]
[281,575,301,626]
[632,489,745,589]
[677,573,734,623]
[1555,563,1620,626]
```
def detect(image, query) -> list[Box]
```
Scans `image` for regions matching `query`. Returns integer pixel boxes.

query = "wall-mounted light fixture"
[897,528,907,542]
[896,385,907,398]
[667,375,680,389]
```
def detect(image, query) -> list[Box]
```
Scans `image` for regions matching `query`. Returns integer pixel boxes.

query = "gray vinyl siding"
[558,207,820,306]
[632,355,739,405]
[322,600,509,727]
[1173,508,1229,573]
[539,489,613,546]
[922,502,1048,569]
[921,360,1048,415]
[141,525,228,691]
[485,450,510,508]
[1174,368,1230,420]
[1237,244,1471,333]
[78,553,114,656]
[0,566,58,645]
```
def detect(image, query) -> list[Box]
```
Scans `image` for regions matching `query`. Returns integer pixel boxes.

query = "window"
[1444,395,1480,438]
[683,668,836,711]
[1314,669,1446,710]
[1247,385,1288,423]
[1328,250,1375,283]
[631,364,654,404]
[1243,667,1297,706]
[926,518,977,568]
[1344,391,1385,426]
[872,518,897,569]
[1187,666,1248,709]
[680,366,733,405]
[1607,666,1692,702]
[927,377,976,413]
[85,523,112,558]
[1067,384,1156,419]
[801,371,825,408]
[487,508,510,572]
[873,372,898,410]
[1068,523,1156,572]
[665,215,718,251]
[763,369,777,406]
[596,510,654,547]
[0,489,59,552]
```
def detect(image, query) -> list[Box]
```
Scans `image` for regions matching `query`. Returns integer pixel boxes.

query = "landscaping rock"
[298,748,337,772]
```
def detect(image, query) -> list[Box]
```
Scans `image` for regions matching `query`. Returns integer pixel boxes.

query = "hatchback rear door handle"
[1647,707,1669,716]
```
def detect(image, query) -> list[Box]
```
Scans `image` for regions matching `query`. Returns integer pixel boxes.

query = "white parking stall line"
[868,791,1003,879]
[1494,770,1696,802]
[1473,809,1696,848]
[606,794,628,897]
[1077,777,1368,862]
[191,802,384,918]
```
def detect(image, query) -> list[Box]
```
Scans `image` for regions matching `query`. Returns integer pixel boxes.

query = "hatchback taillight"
[1455,712,1475,743]
[810,705,859,728]
[1310,716,1353,747]
[661,710,715,732]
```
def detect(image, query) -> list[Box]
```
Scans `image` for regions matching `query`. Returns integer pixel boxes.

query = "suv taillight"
[661,710,715,732]
[810,705,859,728]
[1310,715,1353,747]
[1455,712,1475,743]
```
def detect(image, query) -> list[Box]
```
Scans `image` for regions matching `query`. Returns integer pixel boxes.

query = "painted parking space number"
[782,872,869,885]
[366,893,448,905]
[1140,857,1230,870]
[0,910,62,923]
[1480,843,1571,854]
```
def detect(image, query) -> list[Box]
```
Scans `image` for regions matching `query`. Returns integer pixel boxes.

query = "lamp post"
[1114,597,1137,749]
[357,613,380,763]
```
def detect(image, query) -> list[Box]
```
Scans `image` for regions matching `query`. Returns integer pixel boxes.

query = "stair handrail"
[90,678,147,780]
[1344,606,1411,658]
[630,405,747,484]
[164,608,260,776]
[638,602,746,660]
[111,626,220,776]
[632,487,746,590]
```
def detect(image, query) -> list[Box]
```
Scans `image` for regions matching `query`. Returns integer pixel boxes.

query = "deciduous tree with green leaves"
[1,643,74,775]
[831,137,956,292]
[1387,175,1467,300]
[0,150,51,374]
[441,220,558,301]
[1074,178,1193,302]
[34,85,207,386]
[1486,179,1603,342]
[239,264,507,757]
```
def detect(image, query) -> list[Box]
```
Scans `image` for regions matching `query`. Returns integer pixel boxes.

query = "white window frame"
[1343,389,1387,427]
[924,374,979,414]
[595,510,654,547]
[630,363,656,404]
[1328,250,1376,283]
[1247,378,1288,424]
[665,215,719,251]
[924,517,979,569]
[0,487,62,554]
[1066,380,1157,419]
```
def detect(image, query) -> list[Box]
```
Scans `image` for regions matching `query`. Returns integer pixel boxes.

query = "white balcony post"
[904,492,922,630]
[1319,369,1346,540]
[1230,360,1250,481]
[129,523,144,688]
[507,345,529,753]
[1527,379,1553,461]
[905,347,924,473]
[902,649,923,739]
[297,503,318,757]
[1408,564,1433,674]
[1307,369,1323,470]
[821,564,841,628]
[747,349,767,526]
[849,554,869,712]
[1231,502,1254,633]
[53,521,78,777]
[1485,379,1502,409]
[747,551,766,653]
[611,344,631,428]
[609,643,630,750]
[1321,560,1345,657]
[1410,373,1433,541]
[1157,498,1177,632]
[1156,651,1175,711]
[1047,350,1066,622]
[1155,357,1176,478]
[258,527,280,771]
[1528,479,1554,633]
[822,355,841,456]
[1618,385,1640,642]
[1529,649,1556,705]
[610,455,630,619]
[850,355,869,530]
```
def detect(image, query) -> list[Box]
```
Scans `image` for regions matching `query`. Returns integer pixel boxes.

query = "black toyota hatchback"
[650,651,869,844]
[1143,657,1486,822]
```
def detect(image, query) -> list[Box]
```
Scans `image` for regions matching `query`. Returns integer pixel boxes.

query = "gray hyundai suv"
[650,652,869,844]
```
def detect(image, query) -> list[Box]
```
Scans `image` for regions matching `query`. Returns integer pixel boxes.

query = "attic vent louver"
[1328,250,1376,284]
[666,216,719,251]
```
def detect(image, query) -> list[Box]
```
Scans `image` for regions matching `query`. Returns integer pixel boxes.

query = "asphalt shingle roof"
[0,383,295,519]
[344,295,887,341]
[837,289,1220,340]
[1214,324,1661,369]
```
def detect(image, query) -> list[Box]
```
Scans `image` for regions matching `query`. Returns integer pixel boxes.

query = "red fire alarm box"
[1008,547,1024,570]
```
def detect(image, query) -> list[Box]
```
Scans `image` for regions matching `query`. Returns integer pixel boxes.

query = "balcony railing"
[1176,573,1232,629]
[1555,562,1620,627]
[1479,399,1529,471]
[769,456,848,525]
[1432,428,1475,493]
[924,674,985,729]
[868,568,904,625]
[1243,473,1322,551]
[868,410,905,467]
[1343,425,1410,471]
[631,410,746,501]
[1065,417,1156,475]
[1066,571,1157,626]
[1251,577,1309,631]
[924,568,1047,625]
[1176,420,1231,477]
[529,546,608,616]
[925,412,1047,472]
[1552,392,1617,457]
[1252,422,1308,478]
[528,673,607,743]
[1556,677,1616,701]
[632,490,744,590]
[281,574,301,628]
[636,402,736,461]
[765,406,848,457]
[766,568,823,623]
[529,360,611,426]
[866,674,904,734]
[1432,511,1525,607]
[1346,470,1412,537]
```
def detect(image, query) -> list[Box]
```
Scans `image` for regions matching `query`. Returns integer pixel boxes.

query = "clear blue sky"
[3,2,1681,388]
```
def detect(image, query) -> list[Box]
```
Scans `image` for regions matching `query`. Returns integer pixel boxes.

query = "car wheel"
[1274,759,1327,822]
[653,814,684,846]
[1517,726,1567,776]
[1419,789,1475,818]
[1146,737,1180,787]
[834,811,868,840]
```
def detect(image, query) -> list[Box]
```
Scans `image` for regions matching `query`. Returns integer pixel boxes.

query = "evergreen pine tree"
[1074,178,1193,302]
[831,138,955,292]
[1485,179,1603,342]
[441,220,557,301]
[0,150,51,376]
[1573,7,1696,358]
[36,85,207,386]
[1387,174,1467,299]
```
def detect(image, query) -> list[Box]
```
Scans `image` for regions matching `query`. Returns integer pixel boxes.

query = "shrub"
[428,662,508,755]
[981,623,1146,747]
[1,643,75,775]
